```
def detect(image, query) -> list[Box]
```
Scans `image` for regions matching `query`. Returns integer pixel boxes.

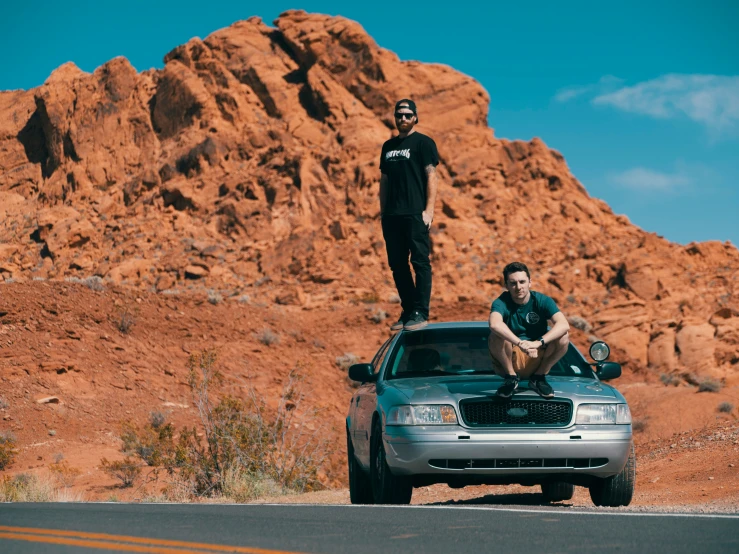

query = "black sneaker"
[496,376,519,399]
[529,375,554,399]
[390,312,408,331]
[404,311,428,331]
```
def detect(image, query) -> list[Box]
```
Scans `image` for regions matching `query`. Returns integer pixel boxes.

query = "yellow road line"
[0,526,303,554]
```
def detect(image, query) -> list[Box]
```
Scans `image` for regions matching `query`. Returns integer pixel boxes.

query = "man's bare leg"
[534,333,569,376]
[488,333,516,377]
[489,333,521,398]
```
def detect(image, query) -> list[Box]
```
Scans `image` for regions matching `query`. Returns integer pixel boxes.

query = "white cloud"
[554,75,623,103]
[608,167,691,191]
[593,74,739,132]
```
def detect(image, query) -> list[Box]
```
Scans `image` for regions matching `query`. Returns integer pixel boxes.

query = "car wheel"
[347,429,373,504]
[541,482,575,502]
[589,442,636,507]
[370,420,412,504]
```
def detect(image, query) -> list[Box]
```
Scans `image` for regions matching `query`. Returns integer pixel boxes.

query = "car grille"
[459,398,572,427]
[428,458,609,470]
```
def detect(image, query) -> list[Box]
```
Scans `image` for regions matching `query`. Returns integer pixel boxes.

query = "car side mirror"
[348,363,375,383]
[596,361,621,381]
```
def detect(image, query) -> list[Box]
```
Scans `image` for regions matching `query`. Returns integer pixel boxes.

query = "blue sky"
[3,1,738,246]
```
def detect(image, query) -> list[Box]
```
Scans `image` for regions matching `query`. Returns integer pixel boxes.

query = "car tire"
[370,420,412,505]
[541,482,575,502]
[589,442,636,507]
[347,430,373,504]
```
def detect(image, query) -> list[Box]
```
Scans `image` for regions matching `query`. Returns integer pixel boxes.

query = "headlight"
[576,404,631,424]
[386,405,458,425]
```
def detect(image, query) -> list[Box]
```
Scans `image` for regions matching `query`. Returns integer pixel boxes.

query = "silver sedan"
[346,322,635,506]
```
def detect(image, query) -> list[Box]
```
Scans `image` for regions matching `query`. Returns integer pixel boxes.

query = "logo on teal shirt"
[525,312,540,324]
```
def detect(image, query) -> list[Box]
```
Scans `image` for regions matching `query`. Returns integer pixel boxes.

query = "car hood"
[388,376,618,403]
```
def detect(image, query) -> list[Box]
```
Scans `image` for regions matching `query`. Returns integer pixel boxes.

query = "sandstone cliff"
[1,10,737,379]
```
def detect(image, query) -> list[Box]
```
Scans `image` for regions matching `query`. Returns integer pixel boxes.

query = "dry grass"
[335,353,359,371]
[717,402,734,414]
[0,432,16,470]
[0,474,85,502]
[660,373,682,387]
[257,328,280,346]
[369,308,387,324]
[117,305,137,334]
[698,378,722,393]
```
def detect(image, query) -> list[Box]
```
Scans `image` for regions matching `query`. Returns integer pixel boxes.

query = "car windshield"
[385,328,596,380]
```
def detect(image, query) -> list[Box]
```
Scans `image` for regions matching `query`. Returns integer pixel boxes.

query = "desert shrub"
[335,353,359,371]
[698,378,722,393]
[360,291,379,304]
[567,315,592,333]
[717,402,734,413]
[110,351,329,501]
[257,328,280,346]
[369,308,387,324]
[236,294,250,304]
[119,418,176,467]
[632,419,648,433]
[0,433,16,470]
[660,373,681,387]
[84,276,105,291]
[116,305,136,334]
[0,474,55,502]
[49,460,81,488]
[207,290,223,305]
[149,411,167,429]
[0,396,8,410]
[100,457,141,488]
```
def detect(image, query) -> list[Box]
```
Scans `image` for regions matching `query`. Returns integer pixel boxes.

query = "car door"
[353,338,393,466]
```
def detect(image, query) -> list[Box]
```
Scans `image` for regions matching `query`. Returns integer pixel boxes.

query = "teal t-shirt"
[490,291,560,340]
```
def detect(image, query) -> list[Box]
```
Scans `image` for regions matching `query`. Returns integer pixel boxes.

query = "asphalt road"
[0,503,737,554]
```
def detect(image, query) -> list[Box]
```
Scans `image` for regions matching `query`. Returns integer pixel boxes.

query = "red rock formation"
[1,10,737,380]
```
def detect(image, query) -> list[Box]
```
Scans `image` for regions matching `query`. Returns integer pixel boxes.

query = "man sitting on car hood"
[488,261,570,399]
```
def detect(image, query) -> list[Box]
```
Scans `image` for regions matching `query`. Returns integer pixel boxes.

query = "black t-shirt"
[380,132,439,216]
[491,291,560,340]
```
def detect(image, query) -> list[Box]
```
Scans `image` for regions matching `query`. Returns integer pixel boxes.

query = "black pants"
[381,214,432,319]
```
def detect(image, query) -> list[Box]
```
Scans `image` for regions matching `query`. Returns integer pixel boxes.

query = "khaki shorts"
[491,345,543,378]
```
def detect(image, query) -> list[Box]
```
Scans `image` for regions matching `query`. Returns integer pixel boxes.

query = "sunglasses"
[394,112,415,120]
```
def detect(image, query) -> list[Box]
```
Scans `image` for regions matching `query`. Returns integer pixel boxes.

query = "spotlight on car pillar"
[589,341,610,362]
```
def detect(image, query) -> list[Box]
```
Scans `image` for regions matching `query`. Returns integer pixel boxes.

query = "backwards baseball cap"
[395,99,418,122]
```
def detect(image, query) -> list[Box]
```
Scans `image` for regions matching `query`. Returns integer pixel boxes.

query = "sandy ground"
[1,280,737,511]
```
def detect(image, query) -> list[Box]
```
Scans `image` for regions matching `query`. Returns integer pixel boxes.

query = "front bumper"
[383,425,632,478]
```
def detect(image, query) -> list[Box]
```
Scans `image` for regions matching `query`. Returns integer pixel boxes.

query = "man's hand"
[517,340,539,358]
[422,210,434,228]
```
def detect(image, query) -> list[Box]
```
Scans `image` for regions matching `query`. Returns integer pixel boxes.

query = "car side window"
[371,339,393,375]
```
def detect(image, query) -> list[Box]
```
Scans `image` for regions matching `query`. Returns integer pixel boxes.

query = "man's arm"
[422,164,438,227]
[379,173,388,215]
[541,312,570,345]
[489,312,538,356]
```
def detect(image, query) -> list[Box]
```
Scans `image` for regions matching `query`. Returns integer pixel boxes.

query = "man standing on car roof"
[380,99,440,332]
[488,261,570,399]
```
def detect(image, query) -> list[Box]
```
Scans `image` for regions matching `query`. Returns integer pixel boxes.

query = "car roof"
[400,321,489,331]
